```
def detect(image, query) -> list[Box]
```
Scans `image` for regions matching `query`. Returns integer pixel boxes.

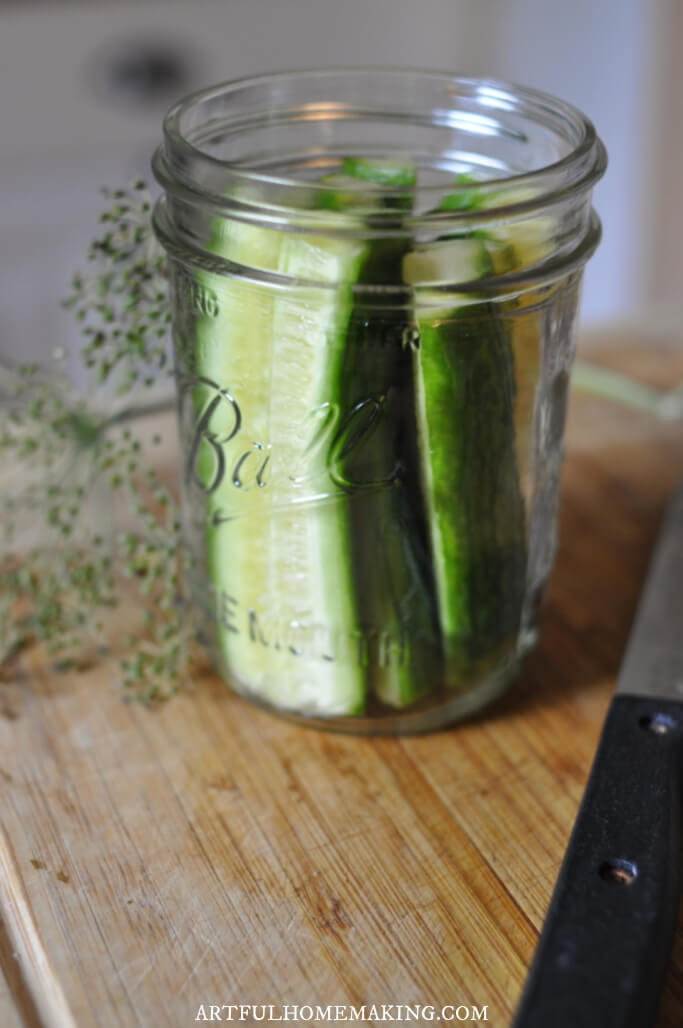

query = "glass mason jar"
[152,68,606,733]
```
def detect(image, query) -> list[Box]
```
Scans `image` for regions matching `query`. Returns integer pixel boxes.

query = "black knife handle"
[512,693,682,1028]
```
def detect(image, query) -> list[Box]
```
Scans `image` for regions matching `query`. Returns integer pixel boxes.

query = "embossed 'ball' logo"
[178,375,402,504]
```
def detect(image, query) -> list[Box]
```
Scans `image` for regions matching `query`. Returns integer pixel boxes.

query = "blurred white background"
[1,0,680,371]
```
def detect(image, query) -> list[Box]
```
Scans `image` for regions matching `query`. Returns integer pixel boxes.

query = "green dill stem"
[100,395,176,432]
[572,360,683,422]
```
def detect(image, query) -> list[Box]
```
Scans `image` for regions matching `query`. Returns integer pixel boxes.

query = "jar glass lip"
[159,66,606,207]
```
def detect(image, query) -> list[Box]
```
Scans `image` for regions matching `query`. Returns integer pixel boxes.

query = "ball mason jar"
[152,68,606,733]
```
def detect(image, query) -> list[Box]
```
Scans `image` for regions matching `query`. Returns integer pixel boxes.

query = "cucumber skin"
[341,157,417,188]
[414,304,527,675]
[335,235,441,708]
[337,311,441,709]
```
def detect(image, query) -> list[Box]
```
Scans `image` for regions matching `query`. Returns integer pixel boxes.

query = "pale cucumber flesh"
[191,224,368,716]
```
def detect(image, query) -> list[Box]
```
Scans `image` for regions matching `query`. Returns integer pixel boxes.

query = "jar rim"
[158,66,606,214]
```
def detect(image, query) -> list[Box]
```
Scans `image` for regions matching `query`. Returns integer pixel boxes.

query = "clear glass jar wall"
[152,69,606,733]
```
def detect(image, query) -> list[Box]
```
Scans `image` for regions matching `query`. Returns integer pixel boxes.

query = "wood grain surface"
[0,334,682,1028]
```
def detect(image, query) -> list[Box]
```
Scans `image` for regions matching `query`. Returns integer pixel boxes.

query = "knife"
[512,483,683,1028]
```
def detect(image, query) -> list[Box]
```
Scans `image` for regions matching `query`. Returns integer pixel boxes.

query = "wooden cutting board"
[1,332,682,1028]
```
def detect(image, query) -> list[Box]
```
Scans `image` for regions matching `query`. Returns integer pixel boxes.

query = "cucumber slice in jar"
[266,232,370,715]
[187,219,281,700]
[189,216,369,717]
[315,158,441,709]
[337,256,440,711]
[403,237,528,680]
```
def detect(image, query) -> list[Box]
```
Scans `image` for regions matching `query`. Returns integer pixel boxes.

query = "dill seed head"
[0,179,191,703]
